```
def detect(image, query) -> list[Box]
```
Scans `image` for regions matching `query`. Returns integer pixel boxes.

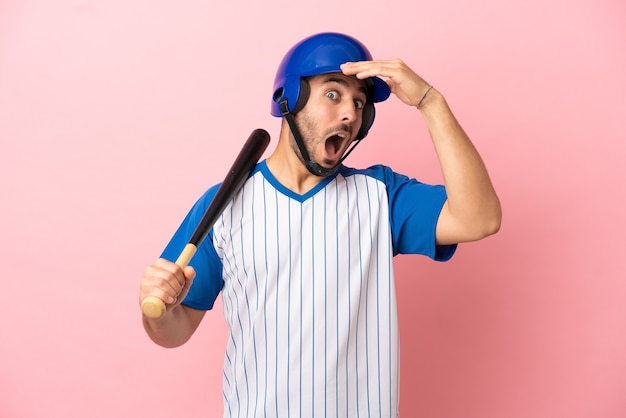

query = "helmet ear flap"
[292,78,310,114]
[273,78,310,115]
[356,102,375,140]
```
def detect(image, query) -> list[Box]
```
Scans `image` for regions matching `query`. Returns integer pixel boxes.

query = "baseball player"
[140,32,501,417]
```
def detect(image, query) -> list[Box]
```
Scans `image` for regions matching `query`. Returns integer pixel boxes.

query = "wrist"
[416,87,444,112]
[416,85,433,108]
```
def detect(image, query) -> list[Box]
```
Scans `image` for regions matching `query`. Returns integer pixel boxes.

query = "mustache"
[323,123,353,137]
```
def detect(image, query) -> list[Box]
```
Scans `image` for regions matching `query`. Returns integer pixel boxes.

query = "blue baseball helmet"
[271,32,390,140]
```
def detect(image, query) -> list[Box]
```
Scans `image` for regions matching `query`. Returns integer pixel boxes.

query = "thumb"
[183,266,196,286]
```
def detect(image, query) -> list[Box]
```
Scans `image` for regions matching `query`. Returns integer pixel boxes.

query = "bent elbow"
[464,204,502,242]
[478,205,502,239]
[482,214,502,237]
[439,199,502,244]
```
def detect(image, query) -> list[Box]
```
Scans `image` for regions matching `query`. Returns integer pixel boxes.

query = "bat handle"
[140,295,166,319]
[140,243,198,319]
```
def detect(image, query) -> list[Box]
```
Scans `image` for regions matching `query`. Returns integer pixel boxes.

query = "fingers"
[341,59,431,108]
[341,59,406,80]
[140,258,195,307]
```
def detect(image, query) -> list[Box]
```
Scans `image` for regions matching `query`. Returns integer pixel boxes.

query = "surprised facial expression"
[292,73,367,169]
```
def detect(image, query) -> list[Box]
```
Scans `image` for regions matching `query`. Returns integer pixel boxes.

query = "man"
[140,32,501,417]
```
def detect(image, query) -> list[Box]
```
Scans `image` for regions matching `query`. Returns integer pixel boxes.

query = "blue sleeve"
[377,165,457,261]
[160,185,224,310]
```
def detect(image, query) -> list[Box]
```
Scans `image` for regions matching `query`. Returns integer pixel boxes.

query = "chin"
[320,159,339,167]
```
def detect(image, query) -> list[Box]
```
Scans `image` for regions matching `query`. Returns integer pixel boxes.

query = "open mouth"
[324,132,349,161]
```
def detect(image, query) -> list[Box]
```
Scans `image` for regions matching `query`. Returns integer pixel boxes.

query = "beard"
[289,113,314,166]
[290,111,353,168]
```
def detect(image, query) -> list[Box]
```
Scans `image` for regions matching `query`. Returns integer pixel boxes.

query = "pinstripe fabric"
[213,168,400,418]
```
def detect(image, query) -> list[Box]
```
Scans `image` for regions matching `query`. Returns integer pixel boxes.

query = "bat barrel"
[141,128,271,319]
[188,128,270,246]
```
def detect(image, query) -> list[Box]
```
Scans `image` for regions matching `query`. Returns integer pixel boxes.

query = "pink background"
[1,0,625,417]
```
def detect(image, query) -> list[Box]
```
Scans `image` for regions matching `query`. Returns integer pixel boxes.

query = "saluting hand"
[341,59,434,108]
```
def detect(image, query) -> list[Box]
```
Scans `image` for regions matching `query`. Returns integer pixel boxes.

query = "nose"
[339,98,357,123]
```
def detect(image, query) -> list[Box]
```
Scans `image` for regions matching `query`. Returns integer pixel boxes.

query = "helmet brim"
[369,76,391,103]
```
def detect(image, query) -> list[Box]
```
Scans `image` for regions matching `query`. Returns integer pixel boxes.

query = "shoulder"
[339,164,429,191]
[195,182,222,206]
[339,164,397,182]
[340,164,447,212]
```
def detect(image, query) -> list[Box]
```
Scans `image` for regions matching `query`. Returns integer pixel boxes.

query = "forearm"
[340,59,501,242]
[420,89,502,241]
[142,304,202,348]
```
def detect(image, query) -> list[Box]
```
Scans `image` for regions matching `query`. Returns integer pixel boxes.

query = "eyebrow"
[323,76,368,97]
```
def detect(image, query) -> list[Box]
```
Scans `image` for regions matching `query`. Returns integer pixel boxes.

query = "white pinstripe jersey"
[162,161,455,418]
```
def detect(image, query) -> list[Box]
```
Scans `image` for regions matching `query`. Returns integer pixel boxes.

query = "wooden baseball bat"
[141,128,271,319]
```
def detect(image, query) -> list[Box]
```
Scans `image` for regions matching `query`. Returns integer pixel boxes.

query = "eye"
[354,99,364,109]
[325,90,339,100]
